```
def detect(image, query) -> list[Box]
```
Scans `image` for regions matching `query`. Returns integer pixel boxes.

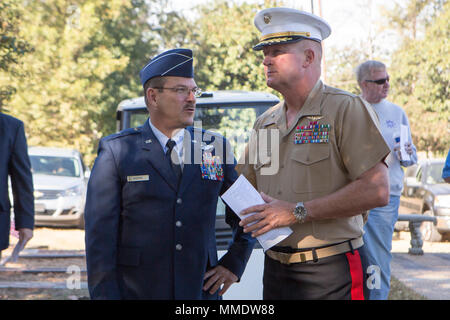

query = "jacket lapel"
[140,120,178,191]
[177,127,199,196]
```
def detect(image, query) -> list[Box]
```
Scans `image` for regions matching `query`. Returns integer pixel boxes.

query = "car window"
[30,156,81,177]
[195,106,266,162]
[426,163,445,184]
[128,105,266,160]
[130,110,148,129]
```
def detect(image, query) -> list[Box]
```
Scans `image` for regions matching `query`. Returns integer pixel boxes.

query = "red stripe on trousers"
[345,250,364,300]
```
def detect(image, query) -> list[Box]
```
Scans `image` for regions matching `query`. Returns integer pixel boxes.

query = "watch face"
[294,203,306,223]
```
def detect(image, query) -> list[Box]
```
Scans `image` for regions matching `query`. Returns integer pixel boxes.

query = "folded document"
[221,174,293,251]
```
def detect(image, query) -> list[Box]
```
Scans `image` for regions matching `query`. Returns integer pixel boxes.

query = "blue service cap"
[139,48,194,86]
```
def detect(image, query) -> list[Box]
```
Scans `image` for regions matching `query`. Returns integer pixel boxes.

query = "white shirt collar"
[148,119,185,156]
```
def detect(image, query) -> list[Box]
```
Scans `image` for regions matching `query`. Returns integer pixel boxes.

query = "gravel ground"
[0,227,88,300]
[19,227,448,255]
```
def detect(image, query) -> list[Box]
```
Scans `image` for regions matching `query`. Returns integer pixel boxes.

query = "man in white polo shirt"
[356,60,417,300]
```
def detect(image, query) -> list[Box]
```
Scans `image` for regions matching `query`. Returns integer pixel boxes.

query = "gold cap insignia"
[263,14,271,24]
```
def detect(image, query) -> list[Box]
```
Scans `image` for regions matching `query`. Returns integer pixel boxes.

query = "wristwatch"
[293,202,308,224]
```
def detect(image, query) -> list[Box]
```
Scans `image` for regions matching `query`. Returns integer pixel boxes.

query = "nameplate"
[127,175,149,182]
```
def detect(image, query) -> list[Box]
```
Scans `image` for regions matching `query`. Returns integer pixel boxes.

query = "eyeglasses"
[365,76,390,85]
[152,86,203,98]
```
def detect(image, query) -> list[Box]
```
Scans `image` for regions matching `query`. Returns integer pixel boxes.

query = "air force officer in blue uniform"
[0,113,34,258]
[85,48,255,299]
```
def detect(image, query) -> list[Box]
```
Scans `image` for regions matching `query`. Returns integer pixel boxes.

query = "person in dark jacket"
[84,48,255,300]
[0,113,34,259]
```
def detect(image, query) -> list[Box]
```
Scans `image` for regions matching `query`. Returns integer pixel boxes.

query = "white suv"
[29,147,90,228]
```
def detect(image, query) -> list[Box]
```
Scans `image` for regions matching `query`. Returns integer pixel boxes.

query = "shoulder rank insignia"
[294,120,331,144]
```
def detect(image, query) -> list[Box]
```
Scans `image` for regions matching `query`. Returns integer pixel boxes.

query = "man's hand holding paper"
[239,193,297,238]
[221,175,292,251]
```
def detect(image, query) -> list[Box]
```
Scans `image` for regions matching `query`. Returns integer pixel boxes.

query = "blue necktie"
[166,139,182,185]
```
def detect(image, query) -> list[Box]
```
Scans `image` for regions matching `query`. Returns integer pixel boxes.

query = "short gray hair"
[356,60,386,87]
[144,76,167,107]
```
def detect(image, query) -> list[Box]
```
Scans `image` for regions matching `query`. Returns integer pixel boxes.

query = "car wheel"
[420,210,442,242]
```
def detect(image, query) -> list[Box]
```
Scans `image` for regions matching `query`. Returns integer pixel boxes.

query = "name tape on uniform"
[127,175,150,182]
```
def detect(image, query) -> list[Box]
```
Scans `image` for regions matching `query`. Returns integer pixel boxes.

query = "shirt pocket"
[290,144,331,194]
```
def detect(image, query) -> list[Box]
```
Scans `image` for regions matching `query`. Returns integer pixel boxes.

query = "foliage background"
[0,0,448,165]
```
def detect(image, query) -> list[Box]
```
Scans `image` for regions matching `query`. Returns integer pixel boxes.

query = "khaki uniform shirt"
[237,80,390,249]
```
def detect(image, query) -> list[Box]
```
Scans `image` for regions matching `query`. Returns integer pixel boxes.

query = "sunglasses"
[365,76,390,85]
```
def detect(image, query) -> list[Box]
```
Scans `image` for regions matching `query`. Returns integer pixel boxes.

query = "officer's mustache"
[183,103,195,111]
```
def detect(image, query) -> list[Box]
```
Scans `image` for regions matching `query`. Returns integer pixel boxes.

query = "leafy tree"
[3,0,156,165]
[189,0,282,95]
[325,0,397,94]
[389,0,449,155]
[326,41,372,94]
[381,0,445,40]
[0,0,32,112]
[327,0,449,155]
[149,0,197,50]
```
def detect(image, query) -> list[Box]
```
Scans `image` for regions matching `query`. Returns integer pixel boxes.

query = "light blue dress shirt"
[148,119,185,169]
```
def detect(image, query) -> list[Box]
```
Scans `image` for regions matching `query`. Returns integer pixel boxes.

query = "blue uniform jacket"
[0,113,34,251]
[85,120,255,299]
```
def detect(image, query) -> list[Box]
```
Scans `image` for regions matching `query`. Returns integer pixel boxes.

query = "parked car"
[399,158,450,242]
[30,147,90,228]
[117,90,279,299]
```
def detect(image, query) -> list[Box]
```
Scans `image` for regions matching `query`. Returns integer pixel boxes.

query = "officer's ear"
[144,87,158,114]
[303,48,315,66]
[146,87,158,104]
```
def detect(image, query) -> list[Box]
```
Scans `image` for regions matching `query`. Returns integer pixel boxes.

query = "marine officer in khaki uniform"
[237,8,391,300]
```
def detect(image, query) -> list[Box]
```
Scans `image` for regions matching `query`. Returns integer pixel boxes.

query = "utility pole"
[311,0,314,14]
[318,0,327,83]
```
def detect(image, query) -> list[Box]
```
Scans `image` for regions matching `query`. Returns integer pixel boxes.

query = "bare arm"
[240,161,389,237]
[305,161,389,221]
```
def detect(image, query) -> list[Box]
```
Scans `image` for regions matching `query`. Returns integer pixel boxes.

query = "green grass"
[388,276,427,300]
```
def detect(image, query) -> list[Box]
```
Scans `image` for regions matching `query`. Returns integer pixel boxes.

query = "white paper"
[400,124,411,161]
[221,175,293,251]
[0,239,25,266]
